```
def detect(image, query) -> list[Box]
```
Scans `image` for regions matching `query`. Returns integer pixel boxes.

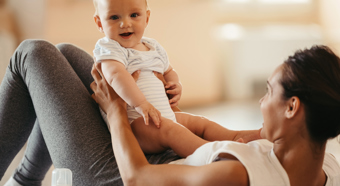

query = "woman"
[0,40,259,186]
[90,45,340,185]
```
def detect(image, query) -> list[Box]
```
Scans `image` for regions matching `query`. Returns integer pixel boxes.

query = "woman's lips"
[120,32,133,39]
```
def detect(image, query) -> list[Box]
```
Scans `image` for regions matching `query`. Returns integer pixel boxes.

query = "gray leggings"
[0,40,179,185]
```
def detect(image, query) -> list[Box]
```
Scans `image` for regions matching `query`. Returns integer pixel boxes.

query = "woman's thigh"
[1,40,121,185]
[1,40,180,185]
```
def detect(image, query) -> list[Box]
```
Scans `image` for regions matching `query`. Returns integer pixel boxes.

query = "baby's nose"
[120,19,132,28]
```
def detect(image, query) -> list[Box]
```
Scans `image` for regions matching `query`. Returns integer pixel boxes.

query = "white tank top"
[170,139,340,186]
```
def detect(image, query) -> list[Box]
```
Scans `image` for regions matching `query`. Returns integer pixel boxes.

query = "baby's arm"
[163,65,182,107]
[100,60,161,127]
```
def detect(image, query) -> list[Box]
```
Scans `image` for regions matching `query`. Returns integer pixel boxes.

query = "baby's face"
[95,0,149,49]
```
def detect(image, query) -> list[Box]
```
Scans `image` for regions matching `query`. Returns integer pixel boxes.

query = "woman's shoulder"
[181,140,290,185]
[177,140,272,166]
[323,153,340,185]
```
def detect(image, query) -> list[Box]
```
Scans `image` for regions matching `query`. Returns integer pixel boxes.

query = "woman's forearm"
[106,101,150,184]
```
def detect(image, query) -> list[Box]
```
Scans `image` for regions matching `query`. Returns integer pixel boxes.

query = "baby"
[93,0,179,128]
[92,0,260,155]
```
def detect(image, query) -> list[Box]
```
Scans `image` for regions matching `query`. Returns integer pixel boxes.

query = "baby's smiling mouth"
[120,32,133,37]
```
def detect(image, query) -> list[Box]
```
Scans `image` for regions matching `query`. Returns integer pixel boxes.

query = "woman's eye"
[110,15,119,20]
[131,13,138,18]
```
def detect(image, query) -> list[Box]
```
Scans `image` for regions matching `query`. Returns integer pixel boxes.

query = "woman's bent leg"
[9,43,97,185]
[0,46,37,179]
[0,40,122,185]
[1,40,179,185]
[12,122,52,186]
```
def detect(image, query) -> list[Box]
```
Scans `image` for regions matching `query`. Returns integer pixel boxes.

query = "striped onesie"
[93,37,177,124]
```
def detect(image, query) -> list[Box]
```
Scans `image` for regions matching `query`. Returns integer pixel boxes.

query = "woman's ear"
[94,15,104,33]
[285,96,300,119]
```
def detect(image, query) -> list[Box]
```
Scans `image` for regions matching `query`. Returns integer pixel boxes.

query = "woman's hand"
[90,63,126,114]
[153,72,181,112]
[165,81,182,107]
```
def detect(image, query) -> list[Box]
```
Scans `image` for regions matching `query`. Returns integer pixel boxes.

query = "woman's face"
[259,65,288,142]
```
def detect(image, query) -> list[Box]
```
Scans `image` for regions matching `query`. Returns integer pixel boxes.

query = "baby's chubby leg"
[175,112,262,142]
[130,116,207,158]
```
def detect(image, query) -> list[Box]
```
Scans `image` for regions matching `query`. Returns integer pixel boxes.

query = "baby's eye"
[110,15,119,20]
[131,13,138,18]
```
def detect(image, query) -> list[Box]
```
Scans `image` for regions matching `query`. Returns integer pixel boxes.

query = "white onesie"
[170,139,340,186]
[93,37,176,125]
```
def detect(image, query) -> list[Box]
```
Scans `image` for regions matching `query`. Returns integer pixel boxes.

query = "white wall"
[319,0,340,54]
[217,24,324,100]
[145,0,223,106]
[8,0,45,40]
[0,0,46,83]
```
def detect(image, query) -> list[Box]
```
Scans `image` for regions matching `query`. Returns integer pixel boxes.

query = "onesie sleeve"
[150,38,170,72]
[93,37,128,66]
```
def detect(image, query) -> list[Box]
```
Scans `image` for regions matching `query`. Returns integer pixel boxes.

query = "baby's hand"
[165,82,182,107]
[135,101,161,128]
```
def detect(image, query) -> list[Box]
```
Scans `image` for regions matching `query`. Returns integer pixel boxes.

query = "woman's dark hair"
[280,45,340,143]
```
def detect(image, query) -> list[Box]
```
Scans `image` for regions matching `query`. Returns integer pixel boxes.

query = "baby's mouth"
[120,32,133,37]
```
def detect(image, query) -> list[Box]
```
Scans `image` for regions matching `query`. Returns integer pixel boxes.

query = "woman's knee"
[13,39,57,64]
[9,39,57,73]
[55,43,91,62]
[17,39,55,54]
[55,43,79,55]
[55,42,93,70]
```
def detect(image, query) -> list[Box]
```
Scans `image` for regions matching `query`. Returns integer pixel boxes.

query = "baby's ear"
[94,15,104,33]
[146,10,150,25]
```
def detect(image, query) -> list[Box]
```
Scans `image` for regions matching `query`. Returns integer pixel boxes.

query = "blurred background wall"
[1,0,340,107]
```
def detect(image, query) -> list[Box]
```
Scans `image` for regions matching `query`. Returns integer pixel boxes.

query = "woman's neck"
[273,137,327,186]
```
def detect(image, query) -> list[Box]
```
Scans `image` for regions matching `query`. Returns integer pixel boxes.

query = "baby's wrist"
[133,99,148,109]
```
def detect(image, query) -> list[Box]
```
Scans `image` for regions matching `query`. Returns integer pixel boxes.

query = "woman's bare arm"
[91,63,249,186]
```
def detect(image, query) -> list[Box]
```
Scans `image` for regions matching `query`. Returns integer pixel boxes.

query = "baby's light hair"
[93,0,99,16]
[93,0,149,16]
